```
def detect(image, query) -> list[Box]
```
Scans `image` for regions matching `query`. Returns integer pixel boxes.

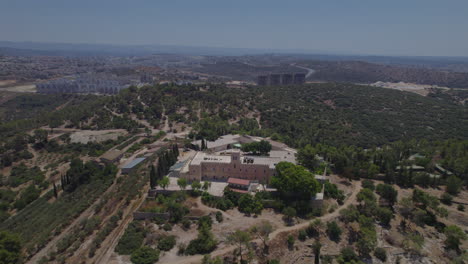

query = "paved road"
[291,64,316,78]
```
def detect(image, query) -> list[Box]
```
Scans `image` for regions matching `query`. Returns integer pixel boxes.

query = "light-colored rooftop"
[242,156,278,169]
[190,152,232,165]
[313,192,324,200]
[314,175,330,181]
[100,149,123,161]
[122,157,146,169]
[269,150,296,164]
[192,134,241,149]
[395,165,425,170]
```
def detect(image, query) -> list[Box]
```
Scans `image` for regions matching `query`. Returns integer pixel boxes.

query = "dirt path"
[91,186,149,264]
[169,180,362,264]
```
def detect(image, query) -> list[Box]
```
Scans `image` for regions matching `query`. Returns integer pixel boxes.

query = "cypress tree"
[159,154,167,176]
[201,138,206,150]
[53,182,58,198]
[149,165,157,189]
[173,144,179,158]
[156,161,162,180]
[169,149,176,165]
[165,151,173,171]
[60,175,65,190]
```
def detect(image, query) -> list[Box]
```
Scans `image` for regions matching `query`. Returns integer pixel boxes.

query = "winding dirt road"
[170,180,362,264]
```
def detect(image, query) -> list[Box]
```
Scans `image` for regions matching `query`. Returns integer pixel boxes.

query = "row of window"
[202,175,265,181]
[201,166,267,173]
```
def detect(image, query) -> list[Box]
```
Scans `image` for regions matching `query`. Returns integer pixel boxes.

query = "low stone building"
[179,149,298,184]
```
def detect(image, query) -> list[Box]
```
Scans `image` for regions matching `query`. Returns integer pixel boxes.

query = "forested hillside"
[251,83,467,147]
[0,82,467,263]
[301,60,468,88]
[1,82,467,150]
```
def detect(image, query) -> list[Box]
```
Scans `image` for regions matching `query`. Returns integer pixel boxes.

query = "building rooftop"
[313,192,324,200]
[435,164,453,175]
[228,177,251,186]
[395,165,425,170]
[170,161,187,171]
[122,157,146,169]
[191,152,232,165]
[242,156,278,169]
[192,134,240,149]
[100,149,123,161]
[314,175,330,181]
[269,150,296,164]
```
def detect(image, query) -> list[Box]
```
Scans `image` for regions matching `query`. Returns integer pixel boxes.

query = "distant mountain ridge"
[0,41,325,57]
[1,41,468,64]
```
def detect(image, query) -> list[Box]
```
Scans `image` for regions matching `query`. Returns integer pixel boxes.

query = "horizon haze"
[1,0,468,57]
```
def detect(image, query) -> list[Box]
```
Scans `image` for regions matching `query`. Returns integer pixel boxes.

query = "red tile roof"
[228,177,251,186]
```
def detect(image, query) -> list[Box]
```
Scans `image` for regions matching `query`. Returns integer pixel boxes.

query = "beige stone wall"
[184,160,275,183]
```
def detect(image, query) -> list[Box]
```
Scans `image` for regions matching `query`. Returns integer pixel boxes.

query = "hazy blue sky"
[1,0,467,56]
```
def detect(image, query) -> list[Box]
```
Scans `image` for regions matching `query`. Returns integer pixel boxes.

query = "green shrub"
[298,230,307,241]
[116,222,145,255]
[215,211,223,223]
[158,235,176,251]
[337,247,358,263]
[362,179,375,191]
[198,216,213,229]
[374,247,387,262]
[162,223,173,231]
[153,216,165,225]
[326,221,342,242]
[440,193,453,205]
[130,246,160,264]
[287,235,295,250]
[181,218,191,230]
[306,219,323,237]
[0,231,21,264]
[186,225,217,255]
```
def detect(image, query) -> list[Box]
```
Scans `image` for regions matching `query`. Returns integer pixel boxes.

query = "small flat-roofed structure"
[395,165,425,171]
[311,192,324,208]
[122,157,146,174]
[100,149,124,164]
[435,164,453,176]
[409,153,425,161]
